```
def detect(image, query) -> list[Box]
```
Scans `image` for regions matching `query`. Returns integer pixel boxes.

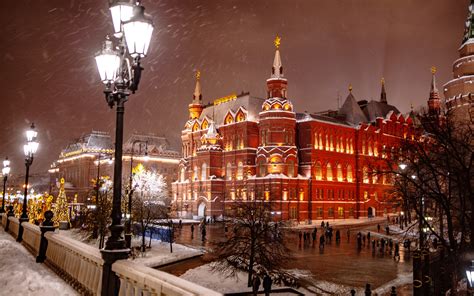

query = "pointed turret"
[266,35,288,99]
[200,120,222,150]
[339,84,368,125]
[380,78,387,104]
[428,66,441,116]
[188,71,204,120]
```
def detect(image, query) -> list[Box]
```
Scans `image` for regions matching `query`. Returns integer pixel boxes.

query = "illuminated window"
[287,160,295,177]
[335,136,340,152]
[180,167,185,182]
[363,166,369,183]
[364,191,368,200]
[193,165,199,181]
[237,161,243,180]
[326,163,333,181]
[315,162,322,180]
[347,165,353,182]
[258,160,266,177]
[374,191,378,201]
[368,140,373,156]
[273,103,282,109]
[299,192,304,201]
[330,135,334,151]
[192,122,199,132]
[226,163,232,180]
[337,164,343,182]
[362,139,366,155]
[314,132,319,149]
[224,113,234,125]
[283,104,292,111]
[263,103,270,111]
[236,111,246,122]
[338,207,344,218]
[374,141,378,157]
[201,163,207,180]
[319,133,323,150]
[325,134,329,150]
[201,120,208,130]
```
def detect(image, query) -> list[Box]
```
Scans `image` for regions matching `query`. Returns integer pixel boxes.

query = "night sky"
[0,0,468,175]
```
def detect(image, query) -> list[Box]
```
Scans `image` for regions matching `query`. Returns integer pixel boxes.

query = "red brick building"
[172,40,417,221]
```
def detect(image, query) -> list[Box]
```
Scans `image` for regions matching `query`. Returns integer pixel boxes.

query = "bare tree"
[381,109,473,293]
[132,196,169,252]
[210,200,294,287]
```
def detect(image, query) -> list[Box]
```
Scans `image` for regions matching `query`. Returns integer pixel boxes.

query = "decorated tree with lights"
[53,178,70,228]
[131,164,168,204]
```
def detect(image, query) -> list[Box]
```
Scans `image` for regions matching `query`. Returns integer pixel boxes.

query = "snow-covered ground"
[57,228,203,267]
[288,217,386,229]
[181,263,412,296]
[0,228,78,295]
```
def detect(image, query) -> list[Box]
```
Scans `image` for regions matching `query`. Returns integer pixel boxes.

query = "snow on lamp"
[95,36,120,84]
[2,158,10,176]
[122,4,154,58]
[109,0,134,36]
[467,260,474,288]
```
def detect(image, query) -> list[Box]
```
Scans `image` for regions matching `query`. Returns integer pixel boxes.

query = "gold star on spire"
[349,84,353,93]
[274,35,281,49]
[381,77,385,85]
[431,66,437,74]
[196,70,201,80]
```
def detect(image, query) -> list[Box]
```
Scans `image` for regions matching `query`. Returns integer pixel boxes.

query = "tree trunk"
[247,238,256,287]
[141,223,146,252]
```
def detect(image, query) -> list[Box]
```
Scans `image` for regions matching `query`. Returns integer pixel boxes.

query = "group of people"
[355,231,402,260]
[251,272,272,296]
[298,221,344,250]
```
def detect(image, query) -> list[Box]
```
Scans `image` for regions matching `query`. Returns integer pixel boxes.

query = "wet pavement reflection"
[167,222,412,292]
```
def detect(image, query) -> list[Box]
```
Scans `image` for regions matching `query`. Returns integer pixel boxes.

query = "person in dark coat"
[263,273,272,296]
[312,230,317,245]
[321,221,325,228]
[252,273,261,296]
[319,235,325,249]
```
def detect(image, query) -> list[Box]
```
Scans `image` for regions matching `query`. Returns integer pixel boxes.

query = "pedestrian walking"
[377,224,381,233]
[179,219,182,228]
[263,273,272,296]
[312,230,317,246]
[326,221,329,228]
[252,273,261,296]
[367,231,371,241]
[321,220,325,228]
[319,235,325,249]
[190,224,194,238]
[386,225,390,235]
[201,225,206,242]
[394,243,400,261]
[299,231,302,245]
[335,229,340,243]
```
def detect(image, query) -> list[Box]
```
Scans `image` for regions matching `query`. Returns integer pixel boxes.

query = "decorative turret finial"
[348,84,353,93]
[430,66,439,94]
[380,77,387,104]
[274,35,281,49]
[431,66,437,74]
[196,70,201,81]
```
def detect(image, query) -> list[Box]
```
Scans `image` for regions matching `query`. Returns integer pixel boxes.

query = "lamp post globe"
[122,3,154,58]
[0,157,10,213]
[109,0,134,37]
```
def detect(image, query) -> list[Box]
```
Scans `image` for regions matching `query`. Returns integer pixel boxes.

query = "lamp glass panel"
[29,141,39,154]
[123,20,153,57]
[26,129,37,141]
[24,144,30,156]
[3,159,10,167]
[110,4,134,34]
[95,52,120,83]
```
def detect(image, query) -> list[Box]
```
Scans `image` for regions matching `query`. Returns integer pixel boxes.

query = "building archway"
[198,202,206,217]
[367,207,376,218]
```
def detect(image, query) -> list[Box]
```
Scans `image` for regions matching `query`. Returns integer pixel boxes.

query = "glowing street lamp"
[399,163,407,170]
[18,123,39,242]
[94,1,154,293]
[467,260,474,293]
[0,157,11,213]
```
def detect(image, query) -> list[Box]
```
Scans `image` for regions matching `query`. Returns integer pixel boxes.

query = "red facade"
[172,44,415,222]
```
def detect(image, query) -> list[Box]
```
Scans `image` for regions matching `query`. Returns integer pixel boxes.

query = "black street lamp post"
[18,123,39,242]
[125,140,148,248]
[0,157,11,213]
[95,1,153,294]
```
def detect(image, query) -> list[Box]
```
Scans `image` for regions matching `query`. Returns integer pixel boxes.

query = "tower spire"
[193,70,202,103]
[380,77,387,104]
[271,35,283,78]
[428,66,441,116]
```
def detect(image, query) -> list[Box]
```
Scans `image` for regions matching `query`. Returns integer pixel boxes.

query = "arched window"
[368,140,373,156]
[180,167,185,182]
[325,134,329,150]
[350,139,354,154]
[314,132,319,149]
[337,164,343,182]
[315,162,322,180]
[237,161,243,180]
[347,165,353,182]
[374,141,378,157]
[372,169,378,184]
[226,163,232,180]
[288,160,295,177]
[201,163,207,180]
[362,139,366,155]
[326,163,333,181]
[193,165,199,181]
[330,135,334,151]
[258,160,266,177]
[335,136,339,152]
[363,166,369,183]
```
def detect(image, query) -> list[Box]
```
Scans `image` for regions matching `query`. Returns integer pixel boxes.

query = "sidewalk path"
[288,217,387,230]
[0,228,78,295]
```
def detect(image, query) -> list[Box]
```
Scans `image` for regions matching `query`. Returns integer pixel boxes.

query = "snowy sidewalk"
[0,228,78,295]
[288,217,386,229]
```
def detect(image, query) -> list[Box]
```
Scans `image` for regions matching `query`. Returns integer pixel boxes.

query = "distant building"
[49,131,179,203]
[172,39,417,221]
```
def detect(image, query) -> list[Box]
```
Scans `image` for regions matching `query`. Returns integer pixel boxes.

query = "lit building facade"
[49,131,180,203]
[172,39,416,221]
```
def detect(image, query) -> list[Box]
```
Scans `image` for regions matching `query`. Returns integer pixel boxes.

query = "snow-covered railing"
[45,232,103,295]
[8,216,20,238]
[113,260,223,296]
[21,222,41,255]
[1,213,6,228]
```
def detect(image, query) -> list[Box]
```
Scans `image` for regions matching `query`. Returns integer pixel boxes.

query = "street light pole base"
[16,217,29,242]
[100,248,130,296]
[125,233,132,249]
